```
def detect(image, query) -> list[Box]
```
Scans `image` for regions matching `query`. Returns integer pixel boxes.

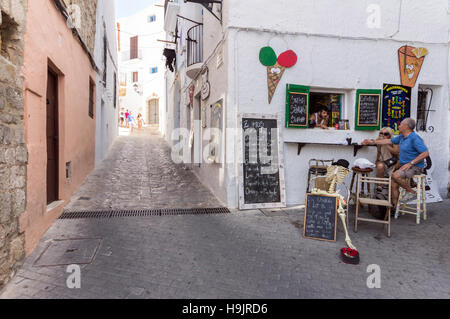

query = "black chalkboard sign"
[304,194,338,242]
[286,84,310,128]
[239,115,285,209]
[355,89,381,130]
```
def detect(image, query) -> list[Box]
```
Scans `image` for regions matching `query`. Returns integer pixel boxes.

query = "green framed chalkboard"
[286,84,310,128]
[355,89,382,131]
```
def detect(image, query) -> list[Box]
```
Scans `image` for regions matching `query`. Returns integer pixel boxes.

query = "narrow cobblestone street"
[1,128,449,299]
[64,127,223,211]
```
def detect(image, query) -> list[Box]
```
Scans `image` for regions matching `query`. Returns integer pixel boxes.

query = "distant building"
[117,3,166,131]
[163,0,449,209]
[94,0,119,165]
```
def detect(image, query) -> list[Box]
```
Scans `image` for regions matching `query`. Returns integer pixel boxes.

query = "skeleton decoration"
[311,165,357,250]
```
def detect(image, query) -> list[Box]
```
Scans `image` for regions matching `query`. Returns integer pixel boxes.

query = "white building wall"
[94,0,119,166]
[118,4,166,132]
[165,0,450,208]
[227,0,450,206]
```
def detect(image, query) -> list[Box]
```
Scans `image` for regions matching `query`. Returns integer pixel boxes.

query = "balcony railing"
[121,49,143,62]
[187,24,203,67]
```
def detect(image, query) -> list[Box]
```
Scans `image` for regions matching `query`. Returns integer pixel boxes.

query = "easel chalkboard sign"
[304,194,338,242]
[286,84,310,128]
[238,114,286,210]
[355,89,382,131]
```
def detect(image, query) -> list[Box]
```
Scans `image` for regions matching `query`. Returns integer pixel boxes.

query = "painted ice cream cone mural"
[398,45,428,88]
[259,47,298,103]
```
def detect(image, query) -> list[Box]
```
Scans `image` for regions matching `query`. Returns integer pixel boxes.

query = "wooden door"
[46,70,59,204]
[147,99,159,125]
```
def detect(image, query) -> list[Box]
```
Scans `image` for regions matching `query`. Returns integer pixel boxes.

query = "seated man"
[362,118,429,206]
[309,106,330,130]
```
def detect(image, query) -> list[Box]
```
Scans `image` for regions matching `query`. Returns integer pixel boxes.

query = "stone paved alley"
[1,128,449,299]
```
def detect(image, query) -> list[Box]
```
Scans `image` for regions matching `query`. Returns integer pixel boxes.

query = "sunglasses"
[379,132,391,137]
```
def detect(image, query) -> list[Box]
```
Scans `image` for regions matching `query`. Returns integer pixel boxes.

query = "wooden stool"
[350,167,373,203]
[395,174,427,224]
[306,159,334,193]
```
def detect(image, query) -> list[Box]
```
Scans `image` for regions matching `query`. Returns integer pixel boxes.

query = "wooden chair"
[354,176,393,237]
[309,176,351,228]
[306,159,334,193]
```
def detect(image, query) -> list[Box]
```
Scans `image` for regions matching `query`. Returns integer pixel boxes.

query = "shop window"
[309,92,343,128]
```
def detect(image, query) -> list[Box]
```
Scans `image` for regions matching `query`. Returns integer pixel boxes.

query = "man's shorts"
[395,166,424,179]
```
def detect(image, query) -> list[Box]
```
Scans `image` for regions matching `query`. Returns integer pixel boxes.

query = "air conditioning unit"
[164,2,180,33]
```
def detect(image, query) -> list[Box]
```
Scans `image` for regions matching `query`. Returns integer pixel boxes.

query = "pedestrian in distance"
[137,113,145,130]
[128,111,136,132]
[125,109,130,128]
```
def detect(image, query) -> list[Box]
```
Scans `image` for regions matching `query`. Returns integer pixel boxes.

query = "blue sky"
[115,0,157,19]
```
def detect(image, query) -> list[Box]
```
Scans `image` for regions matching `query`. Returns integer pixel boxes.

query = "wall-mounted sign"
[238,113,286,210]
[355,89,382,131]
[201,67,210,101]
[382,84,411,135]
[398,45,428,88]
[208,99,223,163]
[286,84,309,128]
[259,47,298,104]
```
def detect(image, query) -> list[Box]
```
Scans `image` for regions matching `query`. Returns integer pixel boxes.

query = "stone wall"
[61,0,98,58]
[0,0,27,288]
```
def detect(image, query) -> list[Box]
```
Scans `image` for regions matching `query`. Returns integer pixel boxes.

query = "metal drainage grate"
[59,208,230,220]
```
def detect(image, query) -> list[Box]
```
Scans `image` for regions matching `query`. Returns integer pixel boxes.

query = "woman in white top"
[376,127,399,178]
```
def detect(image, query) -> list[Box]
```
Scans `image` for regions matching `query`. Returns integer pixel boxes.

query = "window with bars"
[417,89,432,132]
[89,79,95,118]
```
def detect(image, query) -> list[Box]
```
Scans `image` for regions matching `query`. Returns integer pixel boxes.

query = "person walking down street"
[119,109,125,127]
[125,109,130,128]
[362,118,429,207]
[137,113,145,130]
[128,111,136,132]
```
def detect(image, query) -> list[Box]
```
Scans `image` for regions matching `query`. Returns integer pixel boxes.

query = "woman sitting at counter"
[375,127,399,178]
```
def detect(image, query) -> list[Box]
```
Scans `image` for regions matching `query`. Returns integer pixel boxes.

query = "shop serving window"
[286,85,347,130]
[310,92,343,128]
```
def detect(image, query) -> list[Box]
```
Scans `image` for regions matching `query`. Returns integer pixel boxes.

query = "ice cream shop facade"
[164,0,450,209]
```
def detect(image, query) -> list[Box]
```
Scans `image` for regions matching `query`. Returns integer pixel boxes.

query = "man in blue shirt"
[363,118,429,206]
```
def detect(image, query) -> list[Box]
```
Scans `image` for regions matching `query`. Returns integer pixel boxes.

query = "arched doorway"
[147,98,159,125]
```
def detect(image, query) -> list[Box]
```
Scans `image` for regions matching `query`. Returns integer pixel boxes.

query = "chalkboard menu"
[239,114,286,209]
[286,84,310,128]
[355,89,381,131]
[304,194,338,242]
